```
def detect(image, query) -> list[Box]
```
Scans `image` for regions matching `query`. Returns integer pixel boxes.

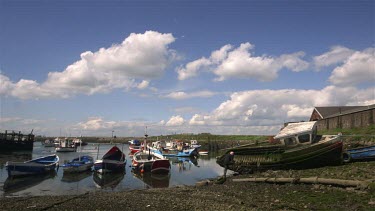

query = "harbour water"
[0,142,226,197]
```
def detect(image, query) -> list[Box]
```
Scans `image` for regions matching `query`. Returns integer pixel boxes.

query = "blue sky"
[1,0,374,137]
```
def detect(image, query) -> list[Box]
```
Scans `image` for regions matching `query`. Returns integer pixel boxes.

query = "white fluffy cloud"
[137,80,150,89]
[177,42,309,81]
[165,115,185,126]
[313,46,354,69]
[188,85,374,127]
[1,31,176,99]
[77,117,116,130]
[329,48,375,86]
[164,90,217,100]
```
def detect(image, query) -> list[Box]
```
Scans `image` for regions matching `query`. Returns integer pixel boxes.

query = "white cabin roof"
[274,121,317,139]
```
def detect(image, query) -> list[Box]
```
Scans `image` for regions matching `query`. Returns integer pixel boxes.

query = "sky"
[0,0,374,137]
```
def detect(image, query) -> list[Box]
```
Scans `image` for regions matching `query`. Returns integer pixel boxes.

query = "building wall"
[309,110,322,121]
[317,108,374,131]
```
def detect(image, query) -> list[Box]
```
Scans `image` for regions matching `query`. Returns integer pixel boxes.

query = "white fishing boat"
[132,149,171,174]
[56,138,76,152]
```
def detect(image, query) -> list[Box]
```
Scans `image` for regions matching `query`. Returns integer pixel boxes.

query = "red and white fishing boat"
[128,139,144,154]
[132,149,170,174]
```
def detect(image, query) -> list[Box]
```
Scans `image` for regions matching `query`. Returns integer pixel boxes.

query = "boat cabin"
[274,121,318,147]
[152,141,166,149]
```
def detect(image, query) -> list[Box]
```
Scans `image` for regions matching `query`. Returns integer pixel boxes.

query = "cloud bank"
[0,31,176,99]
[177,42,309,81]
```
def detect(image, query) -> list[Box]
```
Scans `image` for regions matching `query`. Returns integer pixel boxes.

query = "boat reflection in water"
[93,172,125,189]
[169,157,199,172]
[3,171,57,194]
[61,171,92,183]
[132,171,170,188]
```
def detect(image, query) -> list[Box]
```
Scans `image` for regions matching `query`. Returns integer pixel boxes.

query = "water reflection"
[132,171,170,188]
[3,171,57,194]
[0,142,224,196]
[93,172,125,189]
[169,157,199,172]
[61,171,92,183]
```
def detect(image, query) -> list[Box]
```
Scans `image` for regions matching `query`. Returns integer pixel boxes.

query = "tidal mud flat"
[1,162,375,211]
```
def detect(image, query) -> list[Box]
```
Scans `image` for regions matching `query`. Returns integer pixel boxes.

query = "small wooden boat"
[132,150,170,174]
[343,145,375,163]
[5,154,59,177]
[94,146,126,174]
[61,155,94,173]
[217,121,343,173]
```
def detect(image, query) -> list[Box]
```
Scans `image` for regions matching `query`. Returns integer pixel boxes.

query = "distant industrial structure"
[310,104,375,131]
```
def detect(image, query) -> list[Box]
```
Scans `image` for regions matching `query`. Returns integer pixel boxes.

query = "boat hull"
[62,156,94,173]
[6,155,59,177]
[217,138,343,173]
[132,152,170,174]
[343,145,375,162]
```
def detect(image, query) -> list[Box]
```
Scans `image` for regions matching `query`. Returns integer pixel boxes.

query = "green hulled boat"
[217,121,343,173]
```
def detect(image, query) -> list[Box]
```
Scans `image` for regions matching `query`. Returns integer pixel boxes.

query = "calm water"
[0,142,227,197]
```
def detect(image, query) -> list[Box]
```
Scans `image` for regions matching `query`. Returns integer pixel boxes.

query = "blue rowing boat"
[5,154,59,177]
[62,155,94,173]
[343,145,375,163]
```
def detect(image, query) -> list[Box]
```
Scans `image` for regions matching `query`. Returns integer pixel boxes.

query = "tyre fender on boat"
[342,151,352,163]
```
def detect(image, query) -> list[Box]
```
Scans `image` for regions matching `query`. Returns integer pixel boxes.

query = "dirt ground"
[1,161,375,211]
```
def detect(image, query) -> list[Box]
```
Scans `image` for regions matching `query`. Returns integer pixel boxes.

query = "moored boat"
[132,150,170,174]
[72,138,88,147]
[43,139,57,147]
[61,155,94,173]
[5,154,59,177]
[148,141,198,157]
[343,145,375,163]
[94,146,126,174]
[129,140,144,154]
[217,121,343,173]
[56,138,76,152]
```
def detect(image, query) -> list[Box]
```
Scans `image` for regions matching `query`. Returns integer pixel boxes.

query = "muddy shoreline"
[1,161,375,210]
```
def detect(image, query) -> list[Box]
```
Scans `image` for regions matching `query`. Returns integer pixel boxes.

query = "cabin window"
[298,134,310,143]
[284,137,297,146]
